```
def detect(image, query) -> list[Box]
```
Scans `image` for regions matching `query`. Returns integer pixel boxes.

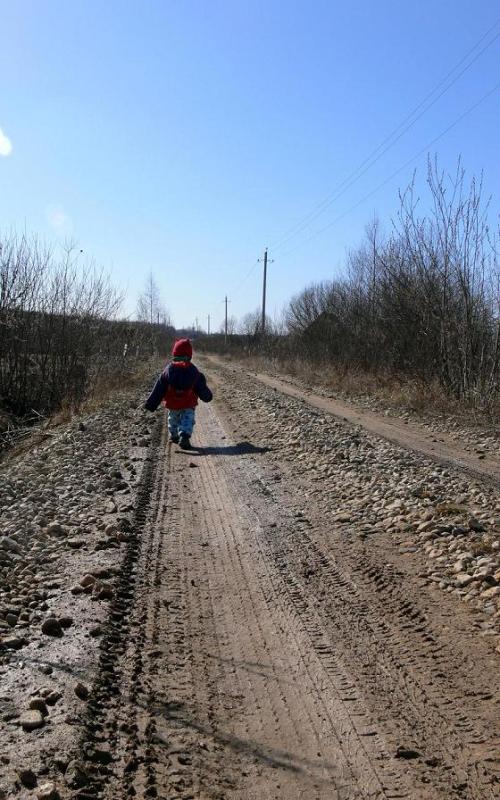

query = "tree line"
[0,236,174,425]
[199,159,500,411]
[2,156,498,424]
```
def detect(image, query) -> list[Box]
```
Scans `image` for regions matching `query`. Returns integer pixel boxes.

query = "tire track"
[253,518,497,799]
[169,406,410,799]
[69,414,164,799]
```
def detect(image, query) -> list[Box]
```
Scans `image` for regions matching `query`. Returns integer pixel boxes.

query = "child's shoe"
[169,434,179,444]
[179,434,191,450]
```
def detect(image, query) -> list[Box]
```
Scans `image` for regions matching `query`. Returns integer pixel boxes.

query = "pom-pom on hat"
[172,338,193,360]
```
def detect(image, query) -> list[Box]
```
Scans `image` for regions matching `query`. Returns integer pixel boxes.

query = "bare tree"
[283,157,500,407]
[219,315,237,335]
[137,271,170,325]
[272,306,288,335]
[239,309,274,337]
[0,231,178,436]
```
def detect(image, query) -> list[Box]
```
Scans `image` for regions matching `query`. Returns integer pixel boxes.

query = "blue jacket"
[145,362,213,411]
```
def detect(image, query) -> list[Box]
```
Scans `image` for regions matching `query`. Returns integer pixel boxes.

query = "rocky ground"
[240,357,500,459]
[209,359,500,646]
[0,390,155,799]
[0,358,499,800]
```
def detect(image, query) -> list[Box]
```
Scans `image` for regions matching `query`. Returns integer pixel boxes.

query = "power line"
[271,19,500,252]
[201,259,260,320]
[279,80,500,259]
[232,258,260,296]
[269,18,500,254]
[206,66,500,322]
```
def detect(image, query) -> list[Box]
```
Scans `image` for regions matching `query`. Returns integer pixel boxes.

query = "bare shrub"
[201,157,500,415]
[0,233,175,431]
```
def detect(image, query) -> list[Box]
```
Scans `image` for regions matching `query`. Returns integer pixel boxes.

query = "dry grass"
[80,359,157,415]
[434,502,468,517]
[215,350,500,428]
[471,536,497,556]
[243,354,450,410]
[0,357,160,463]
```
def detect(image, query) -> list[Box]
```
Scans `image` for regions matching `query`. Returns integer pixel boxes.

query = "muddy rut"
[70,373,499,800]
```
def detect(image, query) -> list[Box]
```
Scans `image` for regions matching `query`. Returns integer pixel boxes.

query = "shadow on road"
[181,441,270,457]
[204,650,295,684]
[154,698,339,781]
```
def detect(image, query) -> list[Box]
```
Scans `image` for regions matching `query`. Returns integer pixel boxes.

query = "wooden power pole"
[261,249,268,334]
[260,248,273,334]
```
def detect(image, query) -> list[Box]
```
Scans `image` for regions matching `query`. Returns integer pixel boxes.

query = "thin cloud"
[46,205,73,235]
[0,127,13,156]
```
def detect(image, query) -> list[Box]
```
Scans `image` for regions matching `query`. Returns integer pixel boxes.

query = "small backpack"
[163,366,199,410]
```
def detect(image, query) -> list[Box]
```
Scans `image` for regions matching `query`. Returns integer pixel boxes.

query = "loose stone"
[74,682,89,700]
[18,769,37,789]
[29,698,49,716]
[41,617,64,637]
[20,710,44,731]
[37,782,60,800]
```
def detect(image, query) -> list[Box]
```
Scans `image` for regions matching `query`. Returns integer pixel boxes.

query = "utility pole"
[224,296,228,345]
[259,248,273,335]
[207,314,210,336]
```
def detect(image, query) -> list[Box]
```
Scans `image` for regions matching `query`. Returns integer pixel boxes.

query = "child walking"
[145,338,213,449]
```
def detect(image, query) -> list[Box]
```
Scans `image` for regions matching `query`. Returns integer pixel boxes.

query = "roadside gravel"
[242,358,500,458]
[208,360,500,648]
[0,390,154,799]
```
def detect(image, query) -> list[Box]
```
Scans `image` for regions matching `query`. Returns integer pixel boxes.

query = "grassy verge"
[0,357,162,461]
[209,350,500,430]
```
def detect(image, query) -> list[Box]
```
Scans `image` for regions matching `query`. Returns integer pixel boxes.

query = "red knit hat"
[172,338,193,360]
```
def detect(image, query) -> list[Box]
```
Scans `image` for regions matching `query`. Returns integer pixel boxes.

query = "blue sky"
[0,0,499,330]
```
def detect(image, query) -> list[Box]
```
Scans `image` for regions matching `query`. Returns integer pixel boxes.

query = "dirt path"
[71,381,499,800]
[205,356,500,486]
[77,409,406,799]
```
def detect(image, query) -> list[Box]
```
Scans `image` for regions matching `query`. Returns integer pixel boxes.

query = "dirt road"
[70,359,499,800]
[2,359,498,799]
[206,355,500,486]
